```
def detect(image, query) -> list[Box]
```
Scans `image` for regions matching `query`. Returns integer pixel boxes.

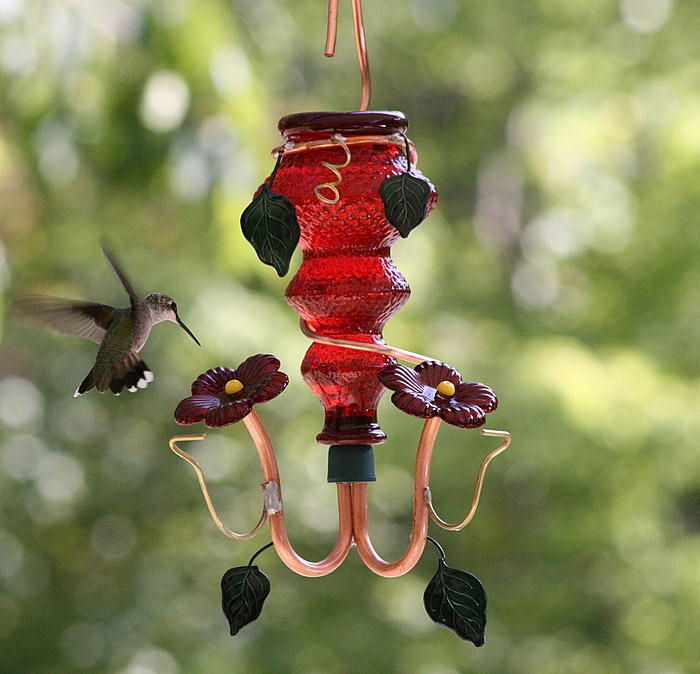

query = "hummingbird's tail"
[73,357,153,397]
[74,369,95,397]
[109,357,154,395]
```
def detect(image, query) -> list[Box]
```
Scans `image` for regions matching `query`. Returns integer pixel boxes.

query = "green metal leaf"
[221,565,271,636]
[240,185,300,277]
[380,172,431,238]
[423,558,487,646]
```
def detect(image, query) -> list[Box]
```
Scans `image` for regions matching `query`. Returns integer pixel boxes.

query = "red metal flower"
[174,354,289,428]
[378,361,497,429]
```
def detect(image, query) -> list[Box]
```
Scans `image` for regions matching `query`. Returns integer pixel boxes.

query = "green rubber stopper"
[327,445,376,483]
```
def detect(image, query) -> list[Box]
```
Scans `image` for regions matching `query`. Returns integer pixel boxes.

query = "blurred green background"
[1,1,699,672]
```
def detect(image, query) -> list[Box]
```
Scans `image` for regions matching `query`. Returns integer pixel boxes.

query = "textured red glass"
[273,112,437,445]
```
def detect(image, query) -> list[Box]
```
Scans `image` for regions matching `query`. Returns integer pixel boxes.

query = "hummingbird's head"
[145,293,201,346]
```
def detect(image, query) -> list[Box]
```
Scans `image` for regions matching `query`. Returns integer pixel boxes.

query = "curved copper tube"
[168,434,268,541]
[351,417,442,577]
[242,411,354,577]
[325,0,372,111]
[300,319,428,365]
[351,0,371,111]
[425,429,511,531]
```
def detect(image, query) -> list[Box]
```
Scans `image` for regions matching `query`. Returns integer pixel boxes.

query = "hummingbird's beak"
[176,314,201,346]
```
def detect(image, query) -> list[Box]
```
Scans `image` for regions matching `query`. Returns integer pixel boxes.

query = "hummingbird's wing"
[15,295,115,344]
[100,241,140,307]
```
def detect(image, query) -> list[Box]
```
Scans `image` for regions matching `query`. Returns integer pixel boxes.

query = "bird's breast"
[131,323,152,352]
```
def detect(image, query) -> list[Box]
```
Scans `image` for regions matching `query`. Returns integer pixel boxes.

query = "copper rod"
[168,434,268,541]
[351,0,371,111]
[324,0,372,111]
[243,411,354,577]
[351,417,442,577]
[325,0,339,56]
[426,429,511,531]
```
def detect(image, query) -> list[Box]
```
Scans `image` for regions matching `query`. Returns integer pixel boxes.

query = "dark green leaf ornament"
[221,542,273,636]
[423,537,487,646]
[380,135,432,238]
[241,154,300,277]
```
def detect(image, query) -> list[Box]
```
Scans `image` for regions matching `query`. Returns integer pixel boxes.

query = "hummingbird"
[16,243,200,397]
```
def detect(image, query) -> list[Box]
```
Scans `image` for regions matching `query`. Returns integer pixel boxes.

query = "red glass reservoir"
[272,112,437,446]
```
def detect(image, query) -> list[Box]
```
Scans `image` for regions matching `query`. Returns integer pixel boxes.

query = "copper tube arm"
[168,416,353,577]
[325,0,372,111]
[243,411,353,577]
[351,417,442,577]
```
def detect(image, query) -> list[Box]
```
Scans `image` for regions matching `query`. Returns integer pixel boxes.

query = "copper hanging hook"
[168,434,268,541]
[425,429,512,531]
[325,0,372,111]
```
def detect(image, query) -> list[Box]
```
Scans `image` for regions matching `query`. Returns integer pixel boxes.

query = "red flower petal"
[391,390,440,418]
[379,358,500,430]
[191,367,236,395]
[174,395,221,425]
[248,370,289,404]
[204,400,252,428]
[454,382,498,412]
[415,361,462,388]
[379,364,424,394]
[178,356,288,428]
[440,403,486,429]
[235,354,281,388]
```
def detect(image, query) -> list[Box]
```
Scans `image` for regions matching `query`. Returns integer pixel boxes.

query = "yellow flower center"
[225,379,244,395]
[436,380,456,397]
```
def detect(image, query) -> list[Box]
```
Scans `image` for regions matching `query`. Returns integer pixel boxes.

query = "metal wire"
[168,434,267,541]
[313,134,352,204]
[425,429,512,531]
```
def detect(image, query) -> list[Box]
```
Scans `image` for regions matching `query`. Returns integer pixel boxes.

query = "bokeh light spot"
[0,376,43,428]
[621,0,674,33]
[35,452,85,503]
[91,514,138,562]
[140,70,190,133]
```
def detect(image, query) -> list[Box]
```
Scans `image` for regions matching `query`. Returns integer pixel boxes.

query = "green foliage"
[380,172,432,238]
[2,1,700,673]
[221,565,271,636]
[423,557,487,646]
[240,185,300,277]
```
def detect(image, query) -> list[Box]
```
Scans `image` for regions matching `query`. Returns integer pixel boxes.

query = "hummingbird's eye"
[170,302,177,311]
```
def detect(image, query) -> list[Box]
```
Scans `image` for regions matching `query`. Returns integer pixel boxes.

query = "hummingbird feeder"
[169,0,511,646]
